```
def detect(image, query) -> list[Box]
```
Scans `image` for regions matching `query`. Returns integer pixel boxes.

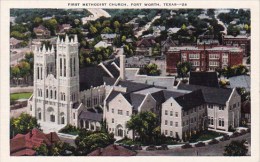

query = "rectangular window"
[165,110,168,115]
[219,106,224,110]
[170,121,173,126]
[112,109,114,113]
[165,130,168,135]
[170,131,173,136]
[186,120,189,125]
[126,111,129,116]
[210,117,214,125]
[175,122,178,127]
[182,121,185,127]
[170,111,173,116]
[73,113,75,119]
[118,110,123,115]
[165,120,168,125]
[112,118,114,123]
[175,112,178,117]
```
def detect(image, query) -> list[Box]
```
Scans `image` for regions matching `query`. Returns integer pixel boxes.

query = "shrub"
[208,139,219,145]
[195,142,205,147]
[181,143,192,149]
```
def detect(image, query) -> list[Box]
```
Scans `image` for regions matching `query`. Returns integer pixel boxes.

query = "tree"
[224,140,248,156]
[126,111,160,144]
[33,17,43,27]
[75,130,115,155]
[34,143,49,156]
[177,62,192,78]
[10,113,40,138]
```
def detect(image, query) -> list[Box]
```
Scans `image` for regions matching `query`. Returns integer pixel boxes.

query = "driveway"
[136,133,251,156]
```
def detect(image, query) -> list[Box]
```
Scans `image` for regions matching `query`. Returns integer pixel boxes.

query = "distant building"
[189,72,219,88]
[10,128,60,156]
[94,41,111,48]
[88,144,137,156]
[222,35,250,56]
[167,27,181,34]
[33,25,51,38]
[165,45,243,73]
[136,38,156,56]
[10,37,23,49]
[56,24,72,35]
[101,34,117,44]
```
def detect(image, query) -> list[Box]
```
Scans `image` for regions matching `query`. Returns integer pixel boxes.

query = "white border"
[1,1,259,162]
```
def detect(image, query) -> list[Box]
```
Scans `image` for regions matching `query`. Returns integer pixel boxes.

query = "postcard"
[0,0,259,162]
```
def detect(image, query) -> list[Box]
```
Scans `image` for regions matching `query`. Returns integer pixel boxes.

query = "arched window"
[37,67,40,79]
[63,93,66,101]
[38,112,41,120]
[46,89,48,98]
[64,58,66,77]
[60,58,62,76]
[61,116,65,124]
[40,67,43,79]
[50,114,55,122]
[70,58,72,77]
[73,57,76,76]
[60,92,63,100]
[50,90,53,99]
[54,90,57,99]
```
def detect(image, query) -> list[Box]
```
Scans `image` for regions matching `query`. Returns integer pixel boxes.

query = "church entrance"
[116,124,124,137]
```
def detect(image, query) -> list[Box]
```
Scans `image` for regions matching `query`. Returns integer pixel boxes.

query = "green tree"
[43,18,58,35]
[33,17,43,27]
[224,140,248,156]
[10,113,40,138]
[89,25,98,35]
[177,61,192,78]
[101,27,112,34]
[126,111,160,144]
[34,143,49,156]
[75,130,115,155]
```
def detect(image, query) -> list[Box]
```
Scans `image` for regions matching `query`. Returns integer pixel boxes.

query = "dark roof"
[79,66,109,91]
[104,64,119,78]
[175,90,205,111]
[103,77,117,86]
[189,72,219,88]
[177,83,233,105]
[106,91,122,103]
[78,109,103,122]
[88,144,136,156]
[136,38,156,47]
[128,93,146,110]
[117,80,154,93]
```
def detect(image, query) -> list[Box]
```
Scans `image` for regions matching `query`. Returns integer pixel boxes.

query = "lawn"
[10,92,32,101]
[189,130,224,142]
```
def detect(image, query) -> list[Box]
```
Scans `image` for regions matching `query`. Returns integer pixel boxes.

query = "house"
[136,38,156,56]
[10,37,23,49]
[88,144,136,156]
[33,25,51,38]
[177,83,241,131]
[152,26,166,37]
[94,41,111,48]
[10,128,60,156]
[189,72,219,88]
[56,24,72,35]
[165,45,243,73]
[101,34,117,44]
[161,36,177,55]
[222,35,250,56]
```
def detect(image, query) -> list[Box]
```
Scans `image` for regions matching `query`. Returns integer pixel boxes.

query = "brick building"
[165,44,243,73]
[222,35,250,56]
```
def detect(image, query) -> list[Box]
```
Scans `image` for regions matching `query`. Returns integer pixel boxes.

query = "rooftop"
[88,144,136,156]
[189,72,219,88]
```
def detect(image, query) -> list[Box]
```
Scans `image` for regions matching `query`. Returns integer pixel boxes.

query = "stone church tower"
[30,35,79,128]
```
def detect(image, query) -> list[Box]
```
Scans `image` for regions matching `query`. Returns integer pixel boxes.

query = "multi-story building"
[222,35,251,56]
[166,45,243,73]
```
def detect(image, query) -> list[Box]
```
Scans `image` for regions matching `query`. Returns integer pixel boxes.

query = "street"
[136,133,251,156]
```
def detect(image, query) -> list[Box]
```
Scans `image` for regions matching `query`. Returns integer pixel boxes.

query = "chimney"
[119,49,126,80]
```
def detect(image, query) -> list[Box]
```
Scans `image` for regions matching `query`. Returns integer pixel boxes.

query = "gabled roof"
[189,72,219,88]
[175,90,205,111]
[10,128,60,156]
[136,38,156,47]
[88,144,137,156]
[177,83,233,105]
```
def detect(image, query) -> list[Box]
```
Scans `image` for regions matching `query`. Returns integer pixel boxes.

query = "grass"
[10,92,32,101]
[189,130,224,142]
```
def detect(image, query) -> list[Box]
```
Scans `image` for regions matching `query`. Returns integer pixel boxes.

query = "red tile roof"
[88,144,137,156]
[10,128,60,156]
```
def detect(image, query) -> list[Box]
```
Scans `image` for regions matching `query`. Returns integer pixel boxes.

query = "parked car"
[208,139,219,145]
[195,142,206,147]
[157,144,169,150]
[230,131,241,138]
[131,145,142,150]
[220,134,230,141]
[146,145,156,151]
[181,143,192,149]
